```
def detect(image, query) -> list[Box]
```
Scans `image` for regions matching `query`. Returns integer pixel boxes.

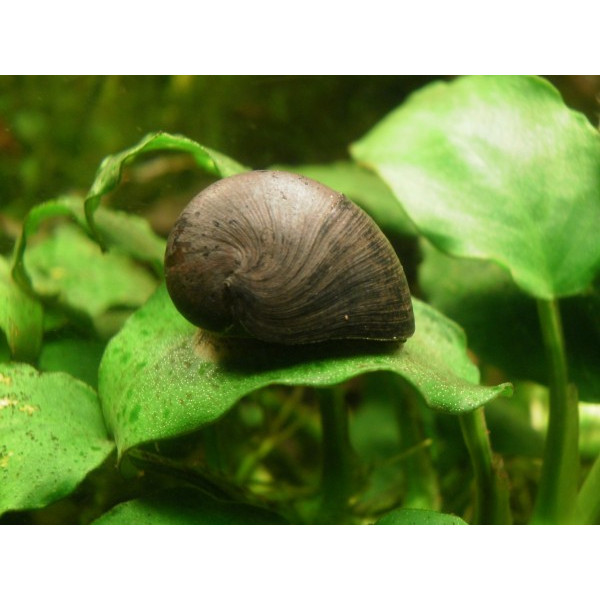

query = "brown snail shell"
[165,170,415,345]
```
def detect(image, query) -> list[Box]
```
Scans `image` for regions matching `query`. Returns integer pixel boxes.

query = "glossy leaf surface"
[99,284,511,456]
[352,75,600,300]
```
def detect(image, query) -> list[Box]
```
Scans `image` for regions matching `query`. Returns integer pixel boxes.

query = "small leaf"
[84,132,248,239]
[352,75,600,300]
[0,256,43,361]
[99,284,511,456]
[375,507,467,525]
[11,196,166,295]
[0,363,115,516]
[24,223,158,337]
[93,486,287,525]
[11,198,81,295]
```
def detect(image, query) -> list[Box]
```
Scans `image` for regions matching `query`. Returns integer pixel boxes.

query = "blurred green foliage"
[2,75,597,241]
[0,76,441,217]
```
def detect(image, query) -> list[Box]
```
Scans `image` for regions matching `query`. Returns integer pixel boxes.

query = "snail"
[165,170,415,345]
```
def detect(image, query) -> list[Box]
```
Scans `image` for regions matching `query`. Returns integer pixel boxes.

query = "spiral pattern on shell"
[165,170,415,345]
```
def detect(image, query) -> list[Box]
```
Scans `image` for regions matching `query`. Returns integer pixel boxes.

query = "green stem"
[317,387,355,524]
[396,388,440,511]
[532,299,579,524]
[459,407,511,524]
[577,451,600,524]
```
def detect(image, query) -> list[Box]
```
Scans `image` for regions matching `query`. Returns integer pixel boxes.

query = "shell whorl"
[165,170,415,344]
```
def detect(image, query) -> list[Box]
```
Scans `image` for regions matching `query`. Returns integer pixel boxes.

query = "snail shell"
[165,170,415,345]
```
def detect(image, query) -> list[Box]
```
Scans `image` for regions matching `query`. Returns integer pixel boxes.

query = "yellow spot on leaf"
[0,374,12,385]
[0,397,18,409]
[18,404,37,416]
[50,266,67,280]
[0,451,14,469]
[0,397,38,415]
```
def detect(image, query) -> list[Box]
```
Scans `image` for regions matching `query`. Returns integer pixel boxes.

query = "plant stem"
[459,407,511,524]
[396,387,440,511]
[576,450,600,524]
[532,299,579,524]
[317,387,355,524]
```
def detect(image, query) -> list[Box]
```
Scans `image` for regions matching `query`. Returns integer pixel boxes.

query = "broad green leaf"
[93,486,287,525]
[352,75,600,300]
[271,161,416,235]
[84,132,248,239]
[0,363,115,515]
[374,507,467,525]
[99,284,511,456]
[0,256,43,361]
[420,240,600,400]
[24,223,157,336]
[12,197,165,295]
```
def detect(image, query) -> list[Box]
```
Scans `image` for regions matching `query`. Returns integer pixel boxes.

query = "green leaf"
[84,131,248,239]
[99,284,511,456]
[420,240,600,400]
[24,223,157,337]
[0,363,115,516]
[11,196,166,294]
[93,486,287,525]
[38,335,106,389]
[11,198,81,295]
[0,256,43,362]
[91,207,166,276]
[352,75,600,300]
[374,507,467,525]
[271,161,416,236]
